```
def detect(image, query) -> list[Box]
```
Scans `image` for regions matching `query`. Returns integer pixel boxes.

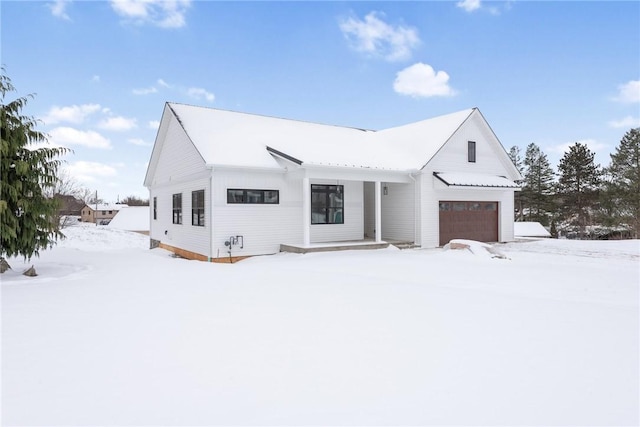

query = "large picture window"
[172,193,182,224]
[192,190,205,226]
[311,184,343,224]
[227,189,279,204]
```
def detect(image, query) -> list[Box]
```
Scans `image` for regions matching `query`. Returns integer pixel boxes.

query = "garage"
[439,201,498,246]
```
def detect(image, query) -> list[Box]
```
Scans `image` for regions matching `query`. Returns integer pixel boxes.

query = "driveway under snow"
[2,224,638,425]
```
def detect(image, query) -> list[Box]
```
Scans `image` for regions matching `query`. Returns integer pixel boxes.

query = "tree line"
[508,128,640,239]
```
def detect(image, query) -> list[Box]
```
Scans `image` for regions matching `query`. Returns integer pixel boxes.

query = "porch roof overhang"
[267,146,417,183]
[433,172,520,189]
[300,163,417,183]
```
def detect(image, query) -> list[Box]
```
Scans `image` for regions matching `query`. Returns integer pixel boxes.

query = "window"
[311,184,344,224]
[453,202,467,211]
[192,190,205,226]
[172,193,182,224]
[468,141,476,163]
[153,197,157,220]
[101,211,106,215]
[227,189,279,204]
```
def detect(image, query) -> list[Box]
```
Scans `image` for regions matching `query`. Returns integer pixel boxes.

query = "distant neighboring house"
[53,194,85,216]
[108,206,150,235]
[144,103,522,262]
[80,204,128,225]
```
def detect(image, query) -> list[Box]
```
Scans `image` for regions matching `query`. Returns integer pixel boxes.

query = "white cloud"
[548,139,609,160]
[43,104,101,125]
[132,86,158,95]
[148,120,160,129]
[49,127,112,149]
[457,0,481,12]
[65,161,118,183]
[128,138,153,147]
[456,0,511,15]
[613,80,640,103]
[91,75,101,83]
[132,78,173,96]
[339,11,420,62]
[187,87,215,102]
[49,0,71,20]
[110,0,191,29]
[393,62,457,98]
[98,116,138,131]
[26,139,69,153]
[608,116,640,129]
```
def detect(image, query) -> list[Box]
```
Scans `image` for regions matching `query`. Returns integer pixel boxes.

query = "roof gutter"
[207,164,288,174]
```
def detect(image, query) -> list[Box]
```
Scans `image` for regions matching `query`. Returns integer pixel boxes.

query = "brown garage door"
[439,201,498,246]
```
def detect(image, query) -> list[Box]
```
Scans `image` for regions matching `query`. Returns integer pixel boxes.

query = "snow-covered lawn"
[2,223,638,426]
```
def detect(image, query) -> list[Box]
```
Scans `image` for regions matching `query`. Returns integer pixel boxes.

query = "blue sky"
[3,0,639,202]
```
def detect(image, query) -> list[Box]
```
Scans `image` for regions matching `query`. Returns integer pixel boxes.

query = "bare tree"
[120,195,149,206]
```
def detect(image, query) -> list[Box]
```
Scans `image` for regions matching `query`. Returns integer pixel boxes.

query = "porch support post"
[375,181,382,243]
[302,177,310,246]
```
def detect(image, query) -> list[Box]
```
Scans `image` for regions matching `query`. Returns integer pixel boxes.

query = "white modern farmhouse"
[144,102,521,262]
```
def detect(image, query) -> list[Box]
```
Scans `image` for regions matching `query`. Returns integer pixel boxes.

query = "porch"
[280,239,389,254]
[279,239,415,254]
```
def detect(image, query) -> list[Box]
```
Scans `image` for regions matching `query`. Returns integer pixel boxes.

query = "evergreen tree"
[557,142,601,237]
[597,168,620,229]
[508,146,525,221]
[1,71,69,262]
[508,146,524,175]
[521,143,555,225]
[606,128,640,238]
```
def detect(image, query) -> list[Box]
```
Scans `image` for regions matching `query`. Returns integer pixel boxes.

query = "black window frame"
[311,184,344,225]
[153,197,157,220]
[172,193,182,224]
[468,141,476,163]
[192,190,205,227]
[227,189,279,204]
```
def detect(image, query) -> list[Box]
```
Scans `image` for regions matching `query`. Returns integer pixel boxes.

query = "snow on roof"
[168,103,475,171]
[514,222,551,238]
[434,172,520,188]
[107,206,149,231]
[85,203,128,211]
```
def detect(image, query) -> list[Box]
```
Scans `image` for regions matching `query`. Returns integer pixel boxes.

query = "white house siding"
[150,177,211,258]
[211,169,301,258]
[148,114,212,258]
[150,114,208,185]
[417,113,518,248]
[381,182,415,242]
[427,113,511,177]
[419,176,516,248]
[414,175,422,246]
[310,179,363,243]
[363,182,375,238]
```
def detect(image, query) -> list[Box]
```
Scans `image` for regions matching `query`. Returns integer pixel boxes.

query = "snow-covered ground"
[2,223,638,426]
